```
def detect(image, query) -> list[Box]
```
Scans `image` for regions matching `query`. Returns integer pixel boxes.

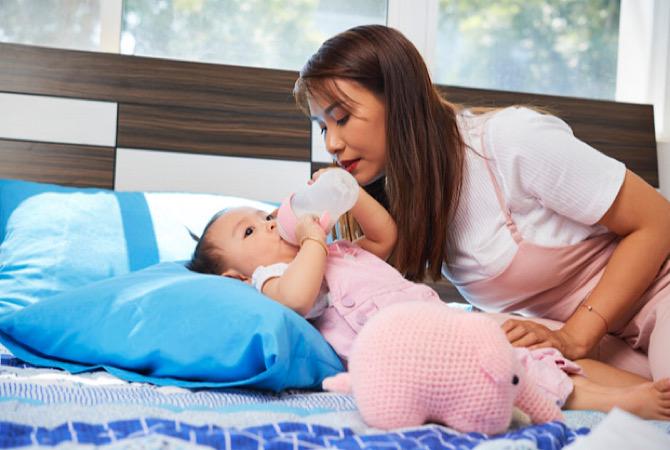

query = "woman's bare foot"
[566,377,670,420]
[618,379,670,420]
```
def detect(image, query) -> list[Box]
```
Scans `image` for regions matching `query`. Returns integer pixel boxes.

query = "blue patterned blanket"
[2,419,587,450]
[1,345,668,450]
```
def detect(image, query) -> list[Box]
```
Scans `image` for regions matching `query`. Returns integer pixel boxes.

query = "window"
[0,0,639,103]
[434,0,621,100]
[0,0,103,51]
[121,0,388,71]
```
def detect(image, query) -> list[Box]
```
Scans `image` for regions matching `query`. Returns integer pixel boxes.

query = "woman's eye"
[336,116,349,126]
[319,127,327,136]
[244,227,254,237]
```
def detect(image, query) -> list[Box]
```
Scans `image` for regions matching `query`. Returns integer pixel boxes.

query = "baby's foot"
[618,378,670,420]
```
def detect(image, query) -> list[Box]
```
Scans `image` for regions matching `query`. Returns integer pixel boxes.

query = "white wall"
[616,0,670,196]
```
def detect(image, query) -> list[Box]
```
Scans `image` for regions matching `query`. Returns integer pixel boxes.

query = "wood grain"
[0,42,302,116]
[0,139,114,188]
[118,103,309,160]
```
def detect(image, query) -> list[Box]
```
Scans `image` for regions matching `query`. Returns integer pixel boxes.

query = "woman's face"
[308,80,386,186]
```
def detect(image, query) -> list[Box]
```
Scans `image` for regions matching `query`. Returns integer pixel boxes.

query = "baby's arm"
[350,188,398,261]
[261,215,328,317]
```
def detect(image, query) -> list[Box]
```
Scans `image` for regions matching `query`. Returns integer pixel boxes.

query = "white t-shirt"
[442,107,626,285]
[251,262,330,319]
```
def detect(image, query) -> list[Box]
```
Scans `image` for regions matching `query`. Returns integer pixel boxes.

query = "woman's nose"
[325,129,345,155]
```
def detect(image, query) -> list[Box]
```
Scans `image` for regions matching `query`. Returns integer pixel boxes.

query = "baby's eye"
[244,226,254,237]
[265,214,273,221]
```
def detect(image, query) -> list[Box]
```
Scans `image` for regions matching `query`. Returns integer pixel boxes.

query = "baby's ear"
[222,269,249,283]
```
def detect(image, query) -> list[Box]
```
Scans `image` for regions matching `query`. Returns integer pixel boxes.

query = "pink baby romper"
[310,240,441,361]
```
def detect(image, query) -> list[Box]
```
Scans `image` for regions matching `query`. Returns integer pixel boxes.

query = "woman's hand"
[501,318,589,360]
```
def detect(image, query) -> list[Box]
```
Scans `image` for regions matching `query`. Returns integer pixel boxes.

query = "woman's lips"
[340,158,361,173]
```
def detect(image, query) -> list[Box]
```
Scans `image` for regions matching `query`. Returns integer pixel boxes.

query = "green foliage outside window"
[435,0,620,100]
[122,0,387,71]
[0,0,101,50]
[0,0,620,100]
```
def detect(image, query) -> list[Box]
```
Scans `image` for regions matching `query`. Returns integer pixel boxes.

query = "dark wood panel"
[117,104,310,160]
[0,139,114,188]
[438,85,658,186]
[0,42,303,118]
[312,161,333,173]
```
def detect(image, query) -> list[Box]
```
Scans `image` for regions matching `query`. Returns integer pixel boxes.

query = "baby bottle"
[277,168,360,245]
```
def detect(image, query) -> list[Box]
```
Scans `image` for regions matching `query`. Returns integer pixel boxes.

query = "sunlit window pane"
[0,0,102,51]
[435,0,620,100]
[121,0,388,70]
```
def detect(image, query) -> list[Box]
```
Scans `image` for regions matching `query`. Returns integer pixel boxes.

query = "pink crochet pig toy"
[322,302,563,434]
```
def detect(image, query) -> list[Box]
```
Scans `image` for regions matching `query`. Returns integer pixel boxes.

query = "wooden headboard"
[0,42,657,189]
[0,42,657,300]
[0,43,310,197]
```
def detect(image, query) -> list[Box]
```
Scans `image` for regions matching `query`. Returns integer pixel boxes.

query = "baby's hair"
[186,209,228,275]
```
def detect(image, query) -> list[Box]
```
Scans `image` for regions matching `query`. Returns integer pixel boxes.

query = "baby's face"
[206,207,298,279]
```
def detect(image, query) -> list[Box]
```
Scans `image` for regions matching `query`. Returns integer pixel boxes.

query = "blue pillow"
[0,262,343,390]
[0,179,275,315]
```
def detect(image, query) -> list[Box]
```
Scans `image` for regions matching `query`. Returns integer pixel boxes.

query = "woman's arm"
[261,216,328,316]
[505,170,670,359]
[565,169,670,351]
[310,167,398,261]
[350,187,398,261]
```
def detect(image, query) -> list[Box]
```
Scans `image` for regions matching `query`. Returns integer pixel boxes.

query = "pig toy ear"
[478,342,514,385]
[322,372,352,393]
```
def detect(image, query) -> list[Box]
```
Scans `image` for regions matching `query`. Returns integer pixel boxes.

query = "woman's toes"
[653,378,670,393]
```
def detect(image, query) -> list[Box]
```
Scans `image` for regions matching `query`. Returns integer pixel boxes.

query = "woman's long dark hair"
[294,25,466,281]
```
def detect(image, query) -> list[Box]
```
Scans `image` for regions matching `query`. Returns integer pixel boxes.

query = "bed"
[0,42,668,449]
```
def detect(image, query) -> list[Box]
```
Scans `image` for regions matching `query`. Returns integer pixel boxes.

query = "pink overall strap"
[479,126,523,244]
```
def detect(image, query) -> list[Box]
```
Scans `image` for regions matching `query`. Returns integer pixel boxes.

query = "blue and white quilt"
[1,344,668,450]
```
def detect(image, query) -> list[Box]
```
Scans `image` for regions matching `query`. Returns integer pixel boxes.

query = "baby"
[188,170,670,421]
[187,174,435,359]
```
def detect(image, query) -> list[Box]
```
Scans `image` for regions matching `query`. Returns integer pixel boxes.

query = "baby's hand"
[295,214,327,246]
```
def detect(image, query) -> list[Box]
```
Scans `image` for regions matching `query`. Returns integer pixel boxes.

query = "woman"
[293,24,670,381]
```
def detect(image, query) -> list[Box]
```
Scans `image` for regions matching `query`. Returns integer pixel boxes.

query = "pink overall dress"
[311,240,441,361]
[449,131,670,380]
